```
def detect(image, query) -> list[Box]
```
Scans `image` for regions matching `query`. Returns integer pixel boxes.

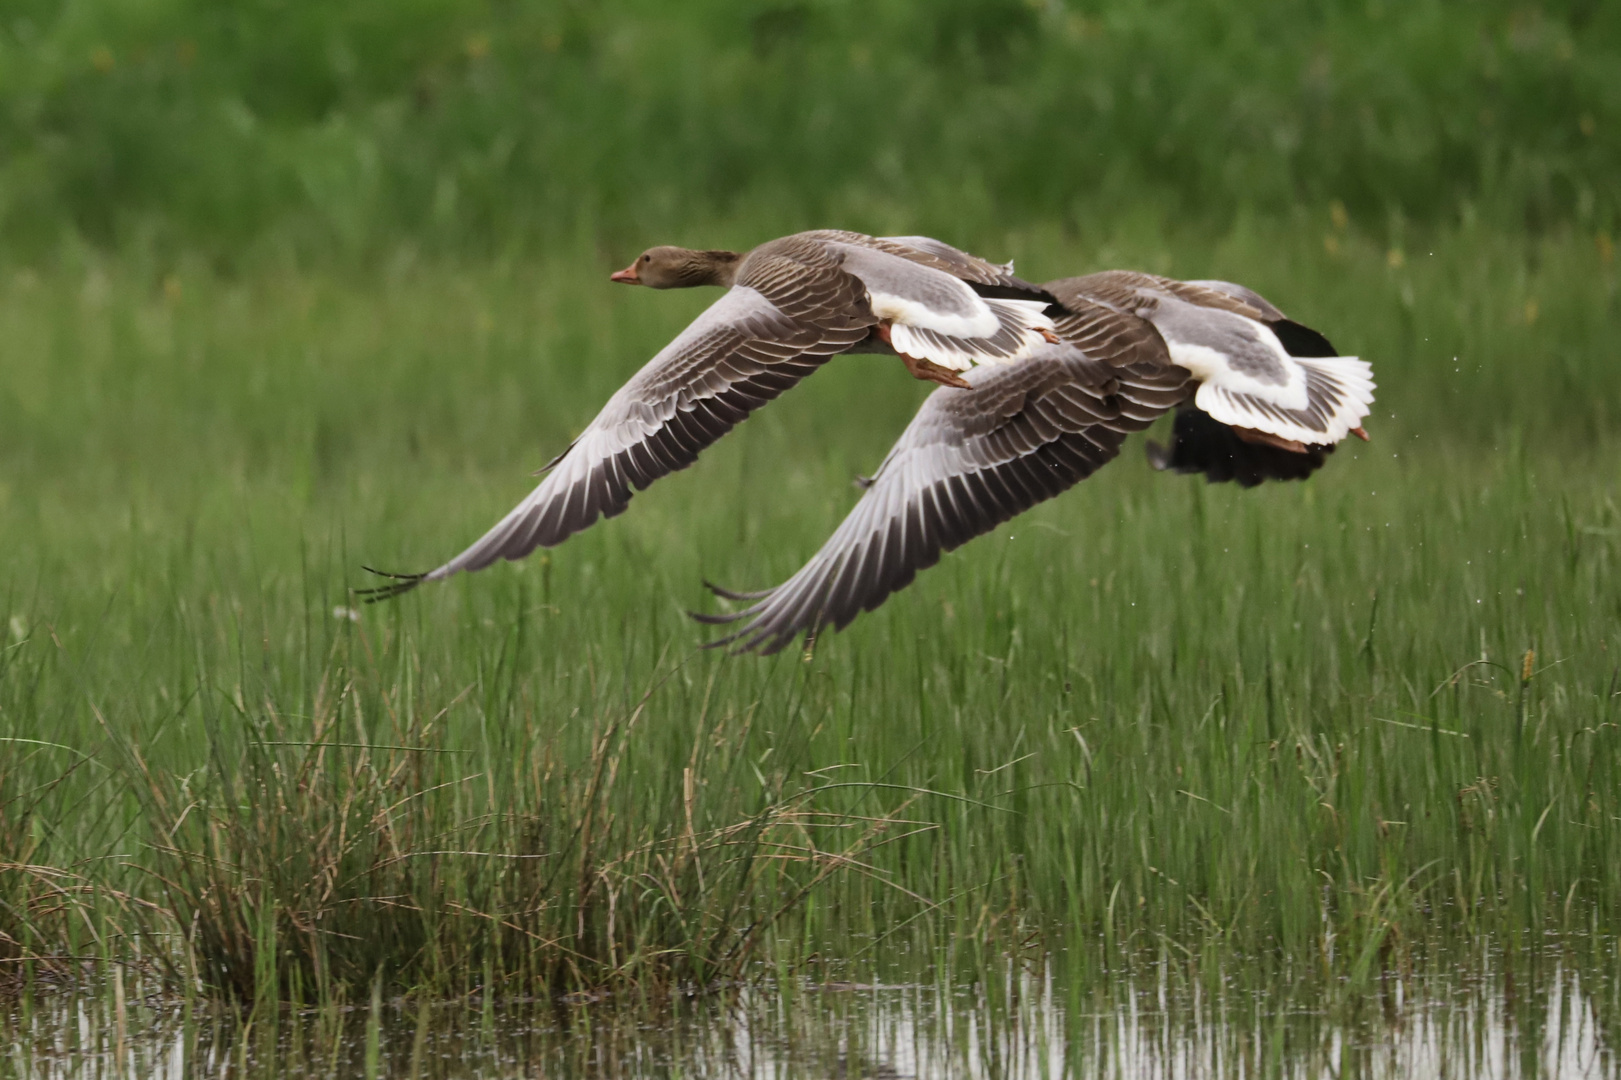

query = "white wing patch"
[888,298,1055,372]
[1194,355,1375,445]
[867,287,999,340]
[1160,311,1375,445]
[832,242,1056,372]
[1168,341,1308,409]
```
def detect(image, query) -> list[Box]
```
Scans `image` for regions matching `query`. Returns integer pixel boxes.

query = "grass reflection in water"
[7,943,1617,1079]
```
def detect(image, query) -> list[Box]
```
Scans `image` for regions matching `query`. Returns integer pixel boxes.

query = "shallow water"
[7,955,1617,1079]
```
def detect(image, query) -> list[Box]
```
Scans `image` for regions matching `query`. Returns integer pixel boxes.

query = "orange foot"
[901,352,971,389]
[877,321,971,388]
[1350,426,1370,441]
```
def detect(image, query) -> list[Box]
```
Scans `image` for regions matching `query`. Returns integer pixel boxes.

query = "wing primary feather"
[369,283,865,598]
[704,579,778,601]
[729,567,816,651]
[823,548,872,630]
[353,566,429,603]
[690,607,753,626]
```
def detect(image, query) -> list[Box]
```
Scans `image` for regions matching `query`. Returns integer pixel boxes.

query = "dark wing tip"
[531,439,579,477]
[702,579,776,601]
[967,280,1063,309]
[690,609,812,656]
[720,628,801,657]
[693,620,756,652]
[1269,318,1339,358]
[354,566,430,604]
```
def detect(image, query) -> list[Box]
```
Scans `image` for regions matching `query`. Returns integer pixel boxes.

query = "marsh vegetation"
[2,0,1618,1073]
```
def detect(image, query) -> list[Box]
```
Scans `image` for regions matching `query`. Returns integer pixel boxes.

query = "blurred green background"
[3,0,1617,262]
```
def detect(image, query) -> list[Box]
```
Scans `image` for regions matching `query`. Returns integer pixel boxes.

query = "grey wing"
[875,235,1027,288]
[1180,280,1341,357]
[1045,289,1176,369]
[695,346,1190,654]
[1058,272,1341,354]
[363,287,868,599]
[1182,280,1287,321]
[1050,271,1271,322]
[795,230,1044,293]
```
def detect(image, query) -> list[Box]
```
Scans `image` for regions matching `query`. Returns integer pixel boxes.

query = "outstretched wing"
[695,345,1189,654]
[362,285,870,599]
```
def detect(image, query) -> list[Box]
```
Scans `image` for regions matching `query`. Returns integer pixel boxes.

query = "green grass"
[2,0,1618,260]
[2,217,1618,1007]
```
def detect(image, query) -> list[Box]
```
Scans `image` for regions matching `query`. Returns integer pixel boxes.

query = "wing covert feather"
[698,347,1189,653]
[392,287,869,591]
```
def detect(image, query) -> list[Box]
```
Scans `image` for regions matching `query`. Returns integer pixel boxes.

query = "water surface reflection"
[6,957,1616,1078]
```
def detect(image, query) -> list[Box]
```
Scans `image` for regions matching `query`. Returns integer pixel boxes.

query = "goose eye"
[640,254,650,263]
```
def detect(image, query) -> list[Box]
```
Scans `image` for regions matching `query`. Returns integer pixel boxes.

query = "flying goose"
[695,272,1375,654]
[359,231,1063,600]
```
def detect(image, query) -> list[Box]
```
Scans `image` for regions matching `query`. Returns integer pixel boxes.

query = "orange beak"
[609,261,640,284]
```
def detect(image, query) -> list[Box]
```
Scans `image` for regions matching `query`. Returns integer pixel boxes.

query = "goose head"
[611,246,743,289]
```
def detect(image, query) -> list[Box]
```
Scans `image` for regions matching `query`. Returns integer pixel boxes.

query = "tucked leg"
[877,321,973,388]
[900,352,972,389]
